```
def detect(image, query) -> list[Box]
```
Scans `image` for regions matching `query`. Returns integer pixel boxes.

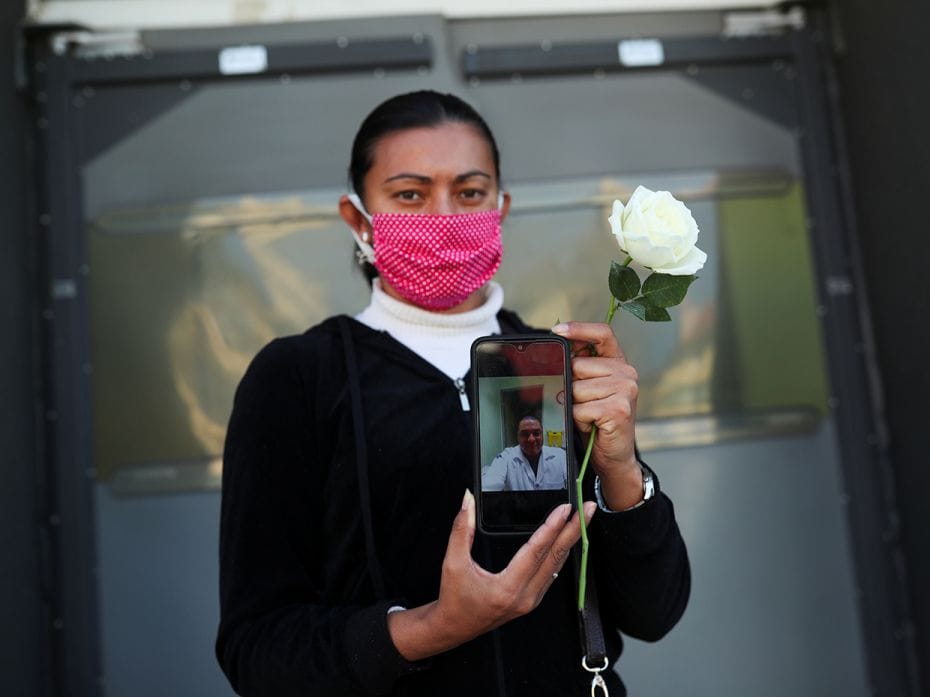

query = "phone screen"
[471,335,575,534]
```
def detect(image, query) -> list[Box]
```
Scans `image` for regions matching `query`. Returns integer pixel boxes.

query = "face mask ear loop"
[497,190,505,210]
[346,193,376,264]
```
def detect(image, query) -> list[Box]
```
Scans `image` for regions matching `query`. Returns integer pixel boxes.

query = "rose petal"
[608,199,627,250]
[627,236,677,269]
[652,245,707,275]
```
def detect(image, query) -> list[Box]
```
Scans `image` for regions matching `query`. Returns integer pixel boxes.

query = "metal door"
[27,8,914,696]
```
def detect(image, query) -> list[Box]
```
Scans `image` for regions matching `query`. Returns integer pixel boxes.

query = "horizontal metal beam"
[54,34,433,86]
[462,34,791,79]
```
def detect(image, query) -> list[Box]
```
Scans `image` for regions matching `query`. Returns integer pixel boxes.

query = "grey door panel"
[30,10,892,696]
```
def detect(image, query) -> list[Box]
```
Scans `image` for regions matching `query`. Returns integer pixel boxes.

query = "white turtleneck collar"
[355,279,503,384]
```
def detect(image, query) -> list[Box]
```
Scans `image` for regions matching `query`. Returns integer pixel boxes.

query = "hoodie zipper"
[454,377,470,411]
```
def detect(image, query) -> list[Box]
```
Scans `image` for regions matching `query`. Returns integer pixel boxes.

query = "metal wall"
[833,1,930,689]
[0,3,44,697]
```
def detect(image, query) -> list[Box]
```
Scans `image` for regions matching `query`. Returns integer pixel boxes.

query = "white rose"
[608,186,707,275]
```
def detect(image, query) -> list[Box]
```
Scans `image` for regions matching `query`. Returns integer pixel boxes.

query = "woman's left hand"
[552,321,645,511]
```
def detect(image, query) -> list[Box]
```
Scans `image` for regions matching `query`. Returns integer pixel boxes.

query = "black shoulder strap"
[496,307,540,334]
[578,566,608,668]
[337,315,387,599]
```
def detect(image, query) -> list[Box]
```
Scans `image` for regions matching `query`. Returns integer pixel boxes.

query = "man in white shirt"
[482,416,567,491]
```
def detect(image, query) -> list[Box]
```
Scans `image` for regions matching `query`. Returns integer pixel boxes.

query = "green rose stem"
[575,256,630,610]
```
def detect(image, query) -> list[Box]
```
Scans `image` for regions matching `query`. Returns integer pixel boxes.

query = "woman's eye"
[395,190,423,201]
[459,188,487,200]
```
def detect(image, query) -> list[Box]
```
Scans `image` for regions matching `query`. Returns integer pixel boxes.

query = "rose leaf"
[608,262,641,302]
[621,299,671,322]
[640,273,697,308]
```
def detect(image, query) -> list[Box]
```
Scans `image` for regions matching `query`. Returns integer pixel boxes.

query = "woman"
[216,91,690,696]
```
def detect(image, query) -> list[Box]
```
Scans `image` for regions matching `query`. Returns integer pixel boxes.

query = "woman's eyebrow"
[383,172,431,184]
[455,170,492,182]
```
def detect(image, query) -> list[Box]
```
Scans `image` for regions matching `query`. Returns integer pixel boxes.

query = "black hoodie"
[216,311,690,697]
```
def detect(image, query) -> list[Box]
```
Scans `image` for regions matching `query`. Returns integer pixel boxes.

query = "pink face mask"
[347,195,503,311]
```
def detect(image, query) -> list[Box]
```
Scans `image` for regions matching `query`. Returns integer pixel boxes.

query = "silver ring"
[552,572,559,580]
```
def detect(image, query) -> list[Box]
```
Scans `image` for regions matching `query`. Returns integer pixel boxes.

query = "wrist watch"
[594,464,655,513]
[641,465,656,503]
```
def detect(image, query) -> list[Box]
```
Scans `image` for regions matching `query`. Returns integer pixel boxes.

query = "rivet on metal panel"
[279,74,291,85]
[686,64,699,76]
[373,68,385,79]
[540,40,552,52]
[51,278,77,299]
[469,77,480,87]
[337,37,349,49]
[412,33,425,44]
[466,44,478,55]
[593,69,606,80]
[826,276,854,296]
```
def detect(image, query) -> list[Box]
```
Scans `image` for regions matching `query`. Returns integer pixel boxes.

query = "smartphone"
[471,334,576,535]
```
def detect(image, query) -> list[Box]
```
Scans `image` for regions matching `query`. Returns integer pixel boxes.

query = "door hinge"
[50,29,144,58]
[723,6,806,38]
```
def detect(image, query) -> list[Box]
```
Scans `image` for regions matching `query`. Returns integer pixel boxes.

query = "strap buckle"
[582,656,609,697]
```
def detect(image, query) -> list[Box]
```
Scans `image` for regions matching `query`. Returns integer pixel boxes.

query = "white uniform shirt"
[482,445,567,491]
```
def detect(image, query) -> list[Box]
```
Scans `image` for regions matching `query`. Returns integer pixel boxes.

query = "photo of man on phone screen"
[482,415,567,491]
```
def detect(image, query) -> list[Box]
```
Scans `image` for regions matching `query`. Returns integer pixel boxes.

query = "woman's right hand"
[387,490,596,661]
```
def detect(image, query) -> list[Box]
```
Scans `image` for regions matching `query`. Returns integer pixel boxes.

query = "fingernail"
[547,503,571,524]
[462,488,473,511]
[551,323,569,335]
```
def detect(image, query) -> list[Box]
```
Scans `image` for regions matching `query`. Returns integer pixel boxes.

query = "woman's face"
[339,121,511,312]
[360,121,505,215]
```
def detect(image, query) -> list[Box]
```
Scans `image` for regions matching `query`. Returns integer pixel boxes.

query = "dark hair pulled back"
[348,90,501,200]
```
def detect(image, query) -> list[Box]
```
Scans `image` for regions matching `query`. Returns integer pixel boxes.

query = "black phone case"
[470,334,577,536]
